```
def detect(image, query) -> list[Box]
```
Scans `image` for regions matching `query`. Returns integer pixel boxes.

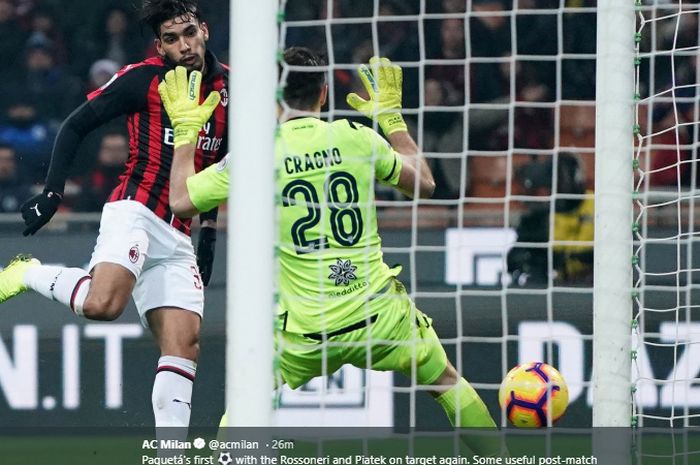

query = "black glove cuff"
[199,226,217,243]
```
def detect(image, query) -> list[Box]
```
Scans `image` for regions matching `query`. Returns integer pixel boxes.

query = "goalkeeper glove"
[20,190,63,236]
[346,56,408,136]
[158,66,221,148]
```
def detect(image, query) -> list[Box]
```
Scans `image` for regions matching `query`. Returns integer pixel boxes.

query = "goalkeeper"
[160,48,501,453]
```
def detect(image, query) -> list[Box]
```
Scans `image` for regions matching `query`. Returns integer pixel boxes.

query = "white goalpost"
[226,0,278,426]
[591,0,635,428]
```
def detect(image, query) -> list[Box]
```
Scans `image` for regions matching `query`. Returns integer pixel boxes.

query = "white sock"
[23,265,92,316]
[152,355,196,428]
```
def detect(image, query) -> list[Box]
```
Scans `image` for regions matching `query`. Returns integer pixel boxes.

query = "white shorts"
[89,200,204,327]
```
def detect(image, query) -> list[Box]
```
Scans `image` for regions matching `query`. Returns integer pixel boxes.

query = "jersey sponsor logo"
[220,88,228,107]
[328,258,357,286]
[164,123,223,152]
[128,245,140,263]
[327,280,369,298]
[196,134,223,152]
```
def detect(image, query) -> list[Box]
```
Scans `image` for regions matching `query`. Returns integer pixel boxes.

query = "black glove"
[196,227,217,287]
[20,190,63,236]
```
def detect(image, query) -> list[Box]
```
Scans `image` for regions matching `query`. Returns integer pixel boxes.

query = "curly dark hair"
[281,47,327,111]
[139,0,203,37]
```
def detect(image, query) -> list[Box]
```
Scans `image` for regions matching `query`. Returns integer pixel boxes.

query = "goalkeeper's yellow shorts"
[276,279,448,389]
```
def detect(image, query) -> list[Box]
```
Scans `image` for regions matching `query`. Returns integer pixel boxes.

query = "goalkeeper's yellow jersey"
[187,116,403,334]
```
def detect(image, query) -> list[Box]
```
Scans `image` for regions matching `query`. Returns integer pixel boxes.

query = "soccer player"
[0,0,226,430]
[161,49,501,454]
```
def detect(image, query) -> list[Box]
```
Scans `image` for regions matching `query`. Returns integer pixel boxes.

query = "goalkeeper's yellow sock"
[435,378,505,457]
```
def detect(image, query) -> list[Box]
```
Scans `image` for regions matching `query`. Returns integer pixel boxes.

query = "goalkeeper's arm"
[158,66,225,218]
[390,132,435,199]
[347,57,435,199]
[169,144,230,218]
[169,143,200,217]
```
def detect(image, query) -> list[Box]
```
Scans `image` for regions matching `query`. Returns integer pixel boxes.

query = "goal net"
[233,0,698,431]
[632,0,700,428]
[260,0,600,429]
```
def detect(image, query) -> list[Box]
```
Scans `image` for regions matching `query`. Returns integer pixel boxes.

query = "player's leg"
[428,361,505,458]
[276,329,345,390]
[147,307,200,427]
[218,328,344,428]
[79,202,150,319]
[148,307,199,459]
[427,361,495,427]
[81,262,136,319]
[349,280,502,455]
[402,322,495,429]
[409,316,504,457]
[133,217,206,429]
[75,206,148,319]
[1,252,137,319]
[1,201,146,318]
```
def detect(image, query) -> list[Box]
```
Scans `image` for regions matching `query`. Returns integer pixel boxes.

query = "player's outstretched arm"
[20,101,107,235]
[390,132,435,199]
[169,143,200,217]
[158,66,221,218]
[347,57,435,199]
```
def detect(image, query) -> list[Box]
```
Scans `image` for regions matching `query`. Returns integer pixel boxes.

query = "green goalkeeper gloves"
[346,56,408,136]
[158,66,221,149]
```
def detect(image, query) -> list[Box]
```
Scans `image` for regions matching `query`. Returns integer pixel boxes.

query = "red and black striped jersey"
[85,51,228,235]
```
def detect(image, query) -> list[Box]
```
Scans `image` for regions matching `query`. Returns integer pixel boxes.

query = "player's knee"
[184,336,200,361]
[162,333,200,361]
[181,338,200,361]
[179,329,199,352]
[82,293,128,321]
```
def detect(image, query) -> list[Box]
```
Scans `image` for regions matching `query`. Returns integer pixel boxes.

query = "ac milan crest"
[220,88,228,107]
[128,245,140,263]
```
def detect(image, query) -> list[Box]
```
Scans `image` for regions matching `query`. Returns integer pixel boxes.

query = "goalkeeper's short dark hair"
[140,0,203,37]
[281,47,327,111]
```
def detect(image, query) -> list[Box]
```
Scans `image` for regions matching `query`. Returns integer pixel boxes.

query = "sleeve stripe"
[86,60,159,100]
[382,152,398,182]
